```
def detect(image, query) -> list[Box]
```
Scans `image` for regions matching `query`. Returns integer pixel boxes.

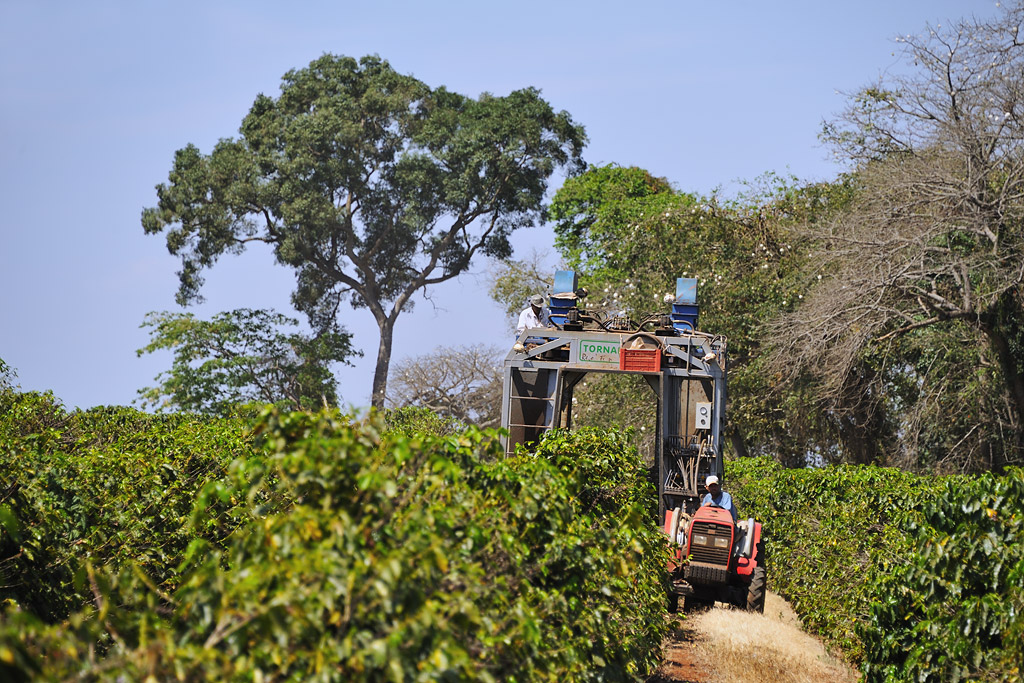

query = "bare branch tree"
[386,345,503,428]
[769,4,1024,469]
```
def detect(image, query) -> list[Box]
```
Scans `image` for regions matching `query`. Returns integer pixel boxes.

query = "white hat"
[706,475,720,486]
[529,294,544,306]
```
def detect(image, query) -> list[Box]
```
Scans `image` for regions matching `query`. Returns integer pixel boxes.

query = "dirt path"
[648,592,858,683]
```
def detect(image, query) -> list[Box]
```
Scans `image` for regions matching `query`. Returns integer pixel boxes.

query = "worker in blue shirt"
[701,475,738,523]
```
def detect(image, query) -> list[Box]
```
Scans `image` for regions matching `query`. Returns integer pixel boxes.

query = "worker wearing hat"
[701,475,738,523]
[516,294,550,335]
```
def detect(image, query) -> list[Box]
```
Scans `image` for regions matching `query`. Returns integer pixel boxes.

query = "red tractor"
[500,271,767,613]
[664,492,766,612]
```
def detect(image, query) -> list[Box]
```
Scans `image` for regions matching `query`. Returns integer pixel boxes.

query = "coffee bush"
[2,403,669,681]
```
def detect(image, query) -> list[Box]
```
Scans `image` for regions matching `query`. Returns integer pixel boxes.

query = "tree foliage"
[136,308,355,414]
[0,358,13,390]
[548,164,850,464]
[143,54,586,408]
[550,164,674,275]
[488,251,556,328]
[769,3,1024,470]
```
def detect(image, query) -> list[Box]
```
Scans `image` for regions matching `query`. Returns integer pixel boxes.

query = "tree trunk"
[978,297,1024,469]
[728,428,750,459]
[371,318,396,409]
[836,362,890,466]
[983,328,1024,428]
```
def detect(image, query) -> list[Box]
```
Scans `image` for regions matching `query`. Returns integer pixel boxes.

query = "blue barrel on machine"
[671,277,699,333]
[548,270,578,327]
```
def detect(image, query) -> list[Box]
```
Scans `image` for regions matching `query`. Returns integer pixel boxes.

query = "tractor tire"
[683,596,712,612]
[755,540,767,563]
[746,566,766,613]
[667,592,679,613]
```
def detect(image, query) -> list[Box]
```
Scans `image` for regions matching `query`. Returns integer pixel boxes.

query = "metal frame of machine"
[499,270,766,612]
[501,326,728,522]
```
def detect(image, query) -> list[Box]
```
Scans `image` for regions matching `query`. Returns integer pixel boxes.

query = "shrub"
[728,459,936,660]
[728,458,1024,681]
[382,405,465,437]
[0,393,257,621]
[3,412,669,681]
[860,469,1024,682]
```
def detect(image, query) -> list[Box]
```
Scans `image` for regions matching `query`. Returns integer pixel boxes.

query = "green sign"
[577,338,621,365]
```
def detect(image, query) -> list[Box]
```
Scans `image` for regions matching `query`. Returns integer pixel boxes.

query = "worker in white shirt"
[516,294,549,335]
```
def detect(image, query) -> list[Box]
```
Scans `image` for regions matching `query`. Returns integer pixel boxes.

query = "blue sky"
[0,0,1001,410]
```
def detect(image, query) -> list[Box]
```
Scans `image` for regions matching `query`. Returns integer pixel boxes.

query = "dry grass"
[688,592,858,683]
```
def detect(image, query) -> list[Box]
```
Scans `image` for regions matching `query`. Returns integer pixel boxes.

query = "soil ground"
[648,591,859,683]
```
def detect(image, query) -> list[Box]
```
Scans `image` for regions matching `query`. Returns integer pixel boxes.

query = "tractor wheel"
[667,592,679,613]
[755,540,767,563]
[746,566,766,613]
[683,596,711,612]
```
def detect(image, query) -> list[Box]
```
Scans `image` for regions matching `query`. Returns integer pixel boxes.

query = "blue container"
[548,296,576,316]
[553,270,578,295]
[672,277,699,332]
[549,271,579,327]
[675,277,697,305]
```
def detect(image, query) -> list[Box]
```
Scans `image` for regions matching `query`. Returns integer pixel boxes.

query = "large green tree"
[548,164,848,465]
[143,54,586,408]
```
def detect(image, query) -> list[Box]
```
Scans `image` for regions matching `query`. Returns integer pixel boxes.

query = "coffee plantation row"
[0,387,668,681]
[729,458,1024,682]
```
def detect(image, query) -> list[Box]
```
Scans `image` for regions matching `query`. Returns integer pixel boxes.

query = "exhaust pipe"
[741,518,755,558]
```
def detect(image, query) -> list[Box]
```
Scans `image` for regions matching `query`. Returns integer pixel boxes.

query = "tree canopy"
[547,164,849,465]
[386,344,503,428]
[487,251,556,328]
[538,3,1024,473]
[143,54,586,407]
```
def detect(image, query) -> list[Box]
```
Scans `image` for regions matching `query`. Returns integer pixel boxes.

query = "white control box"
[695,402,713,430]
